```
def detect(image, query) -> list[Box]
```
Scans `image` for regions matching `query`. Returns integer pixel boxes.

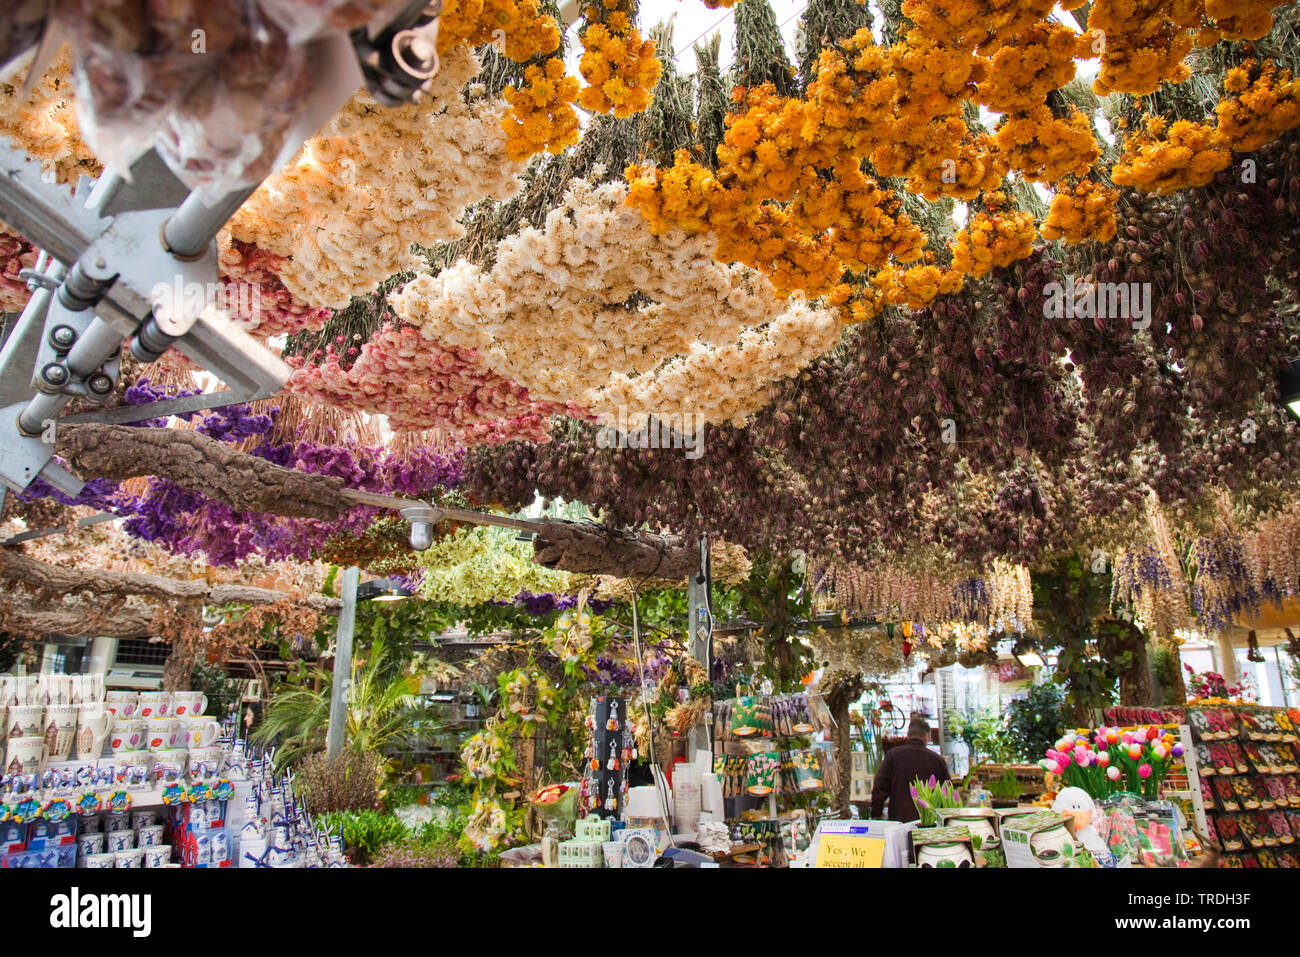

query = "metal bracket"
[0,38,361,497]
[353,1,445,106]
[0,509,118,547]
[56,381,269,427]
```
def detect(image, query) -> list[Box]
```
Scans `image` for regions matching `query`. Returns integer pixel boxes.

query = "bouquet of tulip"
[1041,727,1184,800]
[910,775,962,826]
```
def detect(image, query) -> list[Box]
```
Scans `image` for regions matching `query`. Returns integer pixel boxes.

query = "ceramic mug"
[114,848,144,869]
[84,852,116,869]
[106,830,135,853]
[105,691,139,719]
[118,751,155,776]
[602,841,624,868]
[37,674,68,706]
[152,748,188,776]
[1031,823,1073,867]
[77,833,105,858]
[146,719,182,752]
[109,719,146,752]
[181,717,222,750]
[6,736,45,774]
[8,704,42,739]
[135,692,171,719]
[916,841,975,868]
[76,708,112,760]
[104,814,132,833]
[170,692,208,718]
[42,704,79,761]
[131,809,160,830]
[143,845,171,868]
[188,747,223,780]
[137,825,165,847]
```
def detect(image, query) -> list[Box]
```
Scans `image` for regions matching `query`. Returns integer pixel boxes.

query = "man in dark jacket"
[870,715,951,822]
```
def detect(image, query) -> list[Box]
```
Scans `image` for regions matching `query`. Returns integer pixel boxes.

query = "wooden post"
[326,567,359,758]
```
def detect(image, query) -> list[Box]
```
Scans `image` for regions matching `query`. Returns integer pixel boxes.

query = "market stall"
[0,0,1298,884]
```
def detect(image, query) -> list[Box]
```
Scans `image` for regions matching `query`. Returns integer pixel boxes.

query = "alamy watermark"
[50,887,151,937]
[1043,275,1152,329]
[595,407,706,459]
[149,277,261,321]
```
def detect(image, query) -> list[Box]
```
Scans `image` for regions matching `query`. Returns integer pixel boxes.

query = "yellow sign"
[816,834,885,868]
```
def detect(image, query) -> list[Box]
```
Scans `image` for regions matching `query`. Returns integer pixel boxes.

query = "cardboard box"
[911,824,977,867]
[1000,810,1083,867]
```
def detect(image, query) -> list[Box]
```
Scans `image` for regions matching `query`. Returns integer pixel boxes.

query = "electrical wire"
[673,6,739,59]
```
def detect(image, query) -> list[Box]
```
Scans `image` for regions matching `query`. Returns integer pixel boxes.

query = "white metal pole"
[326,567,360,758]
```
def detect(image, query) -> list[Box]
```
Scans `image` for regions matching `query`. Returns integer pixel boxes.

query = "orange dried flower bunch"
[948,197,1037,278]
[900,0,1060,55]
[887,33,986,128]
[715,84,838,201]
[1089,0,1200,96]
[976,21,1092,114]
[438,0,561,60]
[805,35,900,157]
[577,0,662,118]
[996,105,1099,182]
[1199,0,1277,43]
[1215,59,1300,153]
[501,57,581,160]
[1041,180,1119,244]
[874,113,1006,200]
[1111,115,1232,193]
[787,158,926,273]
[830,280,886,325]
[714,203,844,298]
[876,261,964,310]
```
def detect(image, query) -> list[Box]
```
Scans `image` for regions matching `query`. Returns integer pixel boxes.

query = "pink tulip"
[1107,766,1120,781]
[1138,764,1152,779]
[1073,746,1089,763]
[1041,760,1063,775]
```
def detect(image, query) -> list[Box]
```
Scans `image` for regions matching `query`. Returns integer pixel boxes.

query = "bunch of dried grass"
[296,749,382,814]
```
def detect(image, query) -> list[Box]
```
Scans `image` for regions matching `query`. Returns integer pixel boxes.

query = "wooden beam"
[0,548,341,610]
[55,422,352,519]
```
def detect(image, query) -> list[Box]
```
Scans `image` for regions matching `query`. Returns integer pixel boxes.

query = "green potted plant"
[987,768,1022,808]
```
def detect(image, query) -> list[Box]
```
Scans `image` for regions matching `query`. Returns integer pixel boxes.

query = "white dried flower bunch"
[0,50,100,183]
[230,47,524,308]
[392,176,842,427]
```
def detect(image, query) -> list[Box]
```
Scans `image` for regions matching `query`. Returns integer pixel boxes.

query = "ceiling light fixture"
[1279,357,1300,422]
[357,577,414,602]
[1012,635,1045,668]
